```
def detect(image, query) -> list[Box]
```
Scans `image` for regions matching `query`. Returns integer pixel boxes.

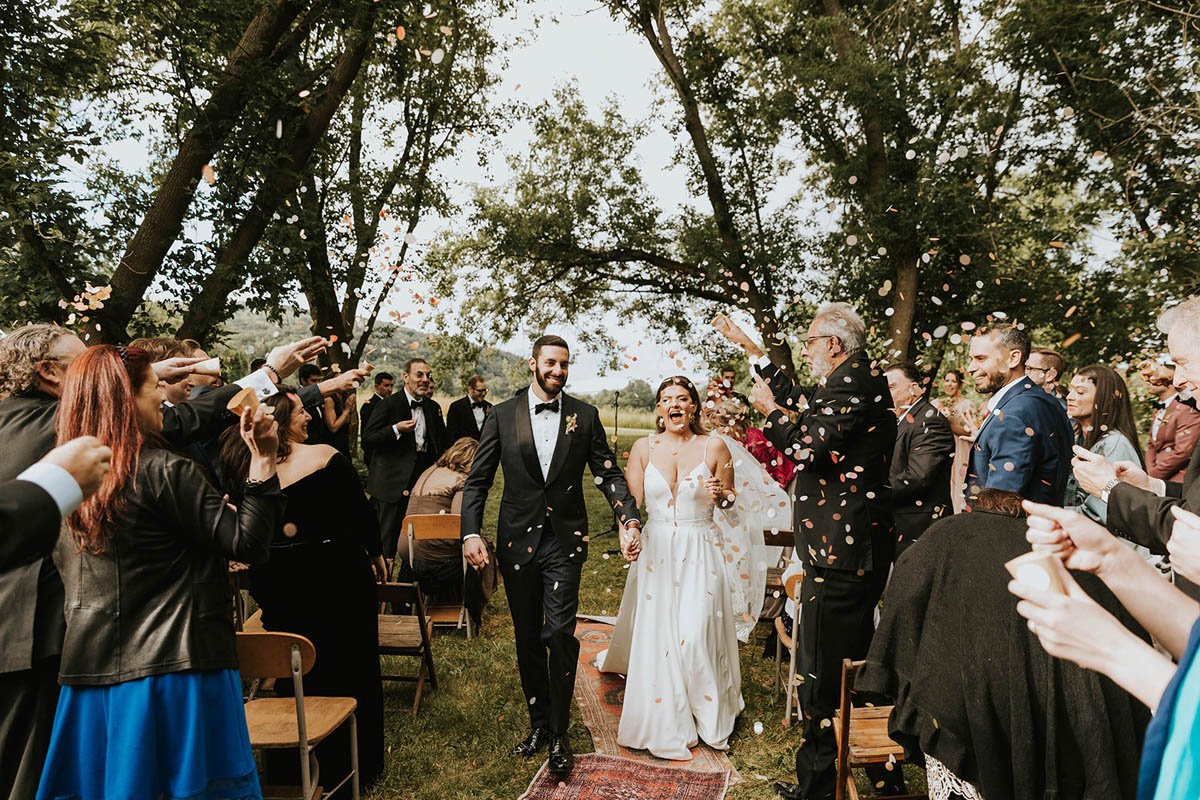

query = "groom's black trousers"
[499,520,582,735]
[794,564,903,799]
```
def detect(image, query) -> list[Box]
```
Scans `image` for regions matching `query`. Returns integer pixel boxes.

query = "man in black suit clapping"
[362,358,448,559]
[884,363,955,556]
[446,374,492,443]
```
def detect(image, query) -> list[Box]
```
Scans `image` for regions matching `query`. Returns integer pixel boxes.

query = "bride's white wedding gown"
[608,457,744,760]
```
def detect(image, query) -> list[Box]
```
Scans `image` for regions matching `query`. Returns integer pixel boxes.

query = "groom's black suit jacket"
[460,388,640,568]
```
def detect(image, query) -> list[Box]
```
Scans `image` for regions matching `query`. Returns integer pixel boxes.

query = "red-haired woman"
[36,345,283,800]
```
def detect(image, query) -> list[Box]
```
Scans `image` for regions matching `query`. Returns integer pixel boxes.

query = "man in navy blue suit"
[966,324,1074,505]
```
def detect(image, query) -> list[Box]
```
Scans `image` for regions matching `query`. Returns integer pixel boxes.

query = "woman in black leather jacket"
[36,345,283,800]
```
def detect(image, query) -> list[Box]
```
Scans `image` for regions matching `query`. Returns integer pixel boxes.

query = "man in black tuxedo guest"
[884,363,955,556]
[446,374,492,442]
[359,371,394,466]
[363,358,447,558]
[716,304,903,800]
[461,335,641,780]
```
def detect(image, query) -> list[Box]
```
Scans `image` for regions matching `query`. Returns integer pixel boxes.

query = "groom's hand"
[619,525,641,562]
[464,536,490,570]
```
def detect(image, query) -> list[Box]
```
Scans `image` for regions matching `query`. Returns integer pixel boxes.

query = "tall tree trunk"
[100,0,310,341]
[294,174,351,366]
[887,254,919,362]
[176,0,379,342]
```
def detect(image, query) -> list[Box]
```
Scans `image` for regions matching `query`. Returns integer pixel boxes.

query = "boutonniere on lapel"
[565,413,578,435]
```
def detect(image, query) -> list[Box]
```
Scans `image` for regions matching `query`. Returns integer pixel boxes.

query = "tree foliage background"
[2,0,1198,377]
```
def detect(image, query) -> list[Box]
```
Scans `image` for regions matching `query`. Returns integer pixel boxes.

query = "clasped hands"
[619,523,642,562]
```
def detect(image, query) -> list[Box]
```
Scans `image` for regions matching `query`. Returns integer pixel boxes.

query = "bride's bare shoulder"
[629,436,651,459]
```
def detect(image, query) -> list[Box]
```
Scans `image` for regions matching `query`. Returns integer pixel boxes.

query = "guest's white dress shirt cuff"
[1152,477,1168,497]
[234,370,279,400]
[18,463,84,520]
[752,354,771,370]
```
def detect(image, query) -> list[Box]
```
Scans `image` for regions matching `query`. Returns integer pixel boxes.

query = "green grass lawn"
[370,434,920,798]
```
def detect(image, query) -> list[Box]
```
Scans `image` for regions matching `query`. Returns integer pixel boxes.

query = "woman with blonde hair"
[407,436,498,625]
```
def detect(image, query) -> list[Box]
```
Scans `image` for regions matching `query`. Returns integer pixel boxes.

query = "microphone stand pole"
[603,390,621,547]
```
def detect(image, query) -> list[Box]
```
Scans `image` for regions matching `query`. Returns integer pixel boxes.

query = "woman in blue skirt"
[37,345,284,800]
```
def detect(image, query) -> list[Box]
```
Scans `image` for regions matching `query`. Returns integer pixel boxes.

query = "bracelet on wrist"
[262,364,282,384]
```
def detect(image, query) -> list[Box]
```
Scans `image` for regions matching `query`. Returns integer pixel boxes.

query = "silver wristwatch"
[1100,477,1120,504]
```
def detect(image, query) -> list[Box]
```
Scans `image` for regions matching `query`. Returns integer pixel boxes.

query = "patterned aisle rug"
[573,620,740,785]
[519,753,729,800]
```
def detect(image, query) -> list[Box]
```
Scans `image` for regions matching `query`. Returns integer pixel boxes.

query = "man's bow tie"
[472,401,486,409]
[1180,395,1198,410]
[1154,400,1168,410]
[534,399,560,415]
[408,397,424,409]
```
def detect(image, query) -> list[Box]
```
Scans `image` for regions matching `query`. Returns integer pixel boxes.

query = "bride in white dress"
[599,376,752,760]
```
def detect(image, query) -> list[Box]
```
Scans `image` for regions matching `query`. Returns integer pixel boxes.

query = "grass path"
[370,434,917,798]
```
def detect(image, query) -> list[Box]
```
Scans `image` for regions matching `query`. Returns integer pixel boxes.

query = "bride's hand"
[705,475,724,500]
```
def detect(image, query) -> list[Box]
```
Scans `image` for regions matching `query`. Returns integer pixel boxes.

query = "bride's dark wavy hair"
[654,376,706,436]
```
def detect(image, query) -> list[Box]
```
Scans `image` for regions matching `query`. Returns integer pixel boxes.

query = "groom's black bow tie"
[408,397,424,409]
[472,401,486,409]
[534,399,560,415]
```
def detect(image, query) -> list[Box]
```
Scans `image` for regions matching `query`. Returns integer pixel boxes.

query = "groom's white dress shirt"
[529,389,560,480]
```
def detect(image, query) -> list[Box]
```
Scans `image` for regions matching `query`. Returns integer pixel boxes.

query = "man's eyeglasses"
[1026,366,1049,375]
[803,335,834,347]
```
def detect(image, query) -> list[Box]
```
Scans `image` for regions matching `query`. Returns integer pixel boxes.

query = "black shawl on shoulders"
[857,511,1150,800]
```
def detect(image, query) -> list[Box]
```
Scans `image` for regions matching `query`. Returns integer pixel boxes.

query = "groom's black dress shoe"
[510,727,551,758]
[774,781,805,800]
[547,735,574,778]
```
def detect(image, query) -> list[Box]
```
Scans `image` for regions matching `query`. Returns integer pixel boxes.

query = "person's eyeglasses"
[803,335,834,346]
[1026,366,1049,375]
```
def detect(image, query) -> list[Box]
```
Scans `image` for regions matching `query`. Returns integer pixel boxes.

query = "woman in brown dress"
[407,437,499,626]
[932,369,980,513]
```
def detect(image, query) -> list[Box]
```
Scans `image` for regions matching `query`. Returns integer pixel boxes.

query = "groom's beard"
[535,366,565,397]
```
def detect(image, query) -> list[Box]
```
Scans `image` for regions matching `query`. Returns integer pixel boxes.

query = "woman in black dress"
[221,386,386,796]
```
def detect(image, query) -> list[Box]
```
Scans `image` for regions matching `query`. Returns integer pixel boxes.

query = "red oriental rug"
[519,753,729,800]
[572,620,739,784]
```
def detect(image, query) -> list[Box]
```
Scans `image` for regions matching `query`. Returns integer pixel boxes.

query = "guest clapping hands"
[1011,501,1198,710]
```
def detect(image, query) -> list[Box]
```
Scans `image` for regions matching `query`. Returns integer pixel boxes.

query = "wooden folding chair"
[237,632,359,800]
[401,513,473,638]
[761,528,795,621]
[228,563,252,631]
[832,659,925,800]
[773,572,804,726]
[377,581,438,715]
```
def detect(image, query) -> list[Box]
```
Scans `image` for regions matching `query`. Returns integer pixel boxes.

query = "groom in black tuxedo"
[461,335,641,780]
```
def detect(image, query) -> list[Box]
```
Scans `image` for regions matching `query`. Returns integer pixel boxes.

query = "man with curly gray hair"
[0,324,87,401]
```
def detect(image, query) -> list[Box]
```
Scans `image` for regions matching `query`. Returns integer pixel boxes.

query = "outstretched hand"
[1022,500,1123,578]
[152,356,208,385]
[1009,557,1135,674]
[266,336,329,381]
